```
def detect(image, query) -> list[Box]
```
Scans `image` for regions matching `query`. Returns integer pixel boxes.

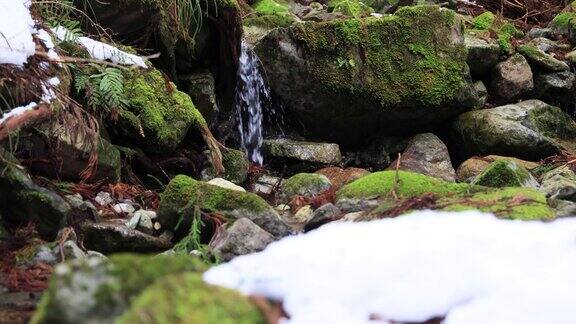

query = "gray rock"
[181,70,218,125]
[81,220,172,254]
[207,178,246,192]
[54,240,86,262]
[539,166,576,200]
[335,198,380,213]
[133,210,156,235]
[113,203,136,215]
[254,7,479,146]
[125,213,141,230]
[474,80,488,108]
[548,199,576,217]
[264,139,342,165]
[533,71,575,110]
[517,44,569,72]
[527,28,553,39]
[451,100,576,160]
[95,191,113,206]
[387,133,456,182]
[465,34,500,75]
[252,174,283,195]
[34,245,59,265]
[0,148,70,240]
[210,218,275,261]
[279,173,332,202]
[491,54,534,102]
[305,203,341,231]
[201,148,249,185]
[293,205,314,223]
[529,37,570,52]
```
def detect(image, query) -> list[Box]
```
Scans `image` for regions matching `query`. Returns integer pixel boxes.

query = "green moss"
[287,5,469,108]
[551,12,576,29]
[473,11,495,30]
[158,175,273,231]
[328,0,374,18]
[254,0,288,15]
[472,160,531,188]
[117,272,265,324]
[528,104,576,139]
[244,14,295,28]
[281,173,331,200]
[337,171,473,200]
[123,69,208,153]
[204,149,249,184]
[440,187,555,220]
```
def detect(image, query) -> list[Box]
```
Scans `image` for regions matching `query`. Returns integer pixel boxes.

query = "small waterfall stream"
[235,41,280,165]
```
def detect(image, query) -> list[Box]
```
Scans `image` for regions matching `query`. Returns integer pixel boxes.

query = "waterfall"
[234,41,273,165]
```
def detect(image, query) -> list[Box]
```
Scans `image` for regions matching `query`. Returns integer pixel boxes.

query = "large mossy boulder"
[337,171,554,220]
[158,175,291,237]
[254,5,479,147]
[450,100,576,161]
[112,69,208,154]
[0,149,70,240]
[31,254,206,324]
[116,272,265,324]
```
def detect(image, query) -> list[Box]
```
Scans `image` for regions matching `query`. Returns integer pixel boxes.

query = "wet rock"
[539,166,576,200]
[255,6,479,146]
[465,34,500,76]
[0,148,69,240]
[450,100,576,161]
[517,44,569,72]
[210,218,275,261]
[158,175,291,237]
[533,71,575,110]
[180,70,218,125]
[387,133,456,182]
[304,203,341,231]
[279,173,332,202]
[207,178,246,192]
[81,220,172,254]
[31,254,206,323]
[471,160,539,188]
[490,54,534,102]
[264,139,342,164]
[316,167,370,190]
[202,149,249,184]
[456,155,539,183]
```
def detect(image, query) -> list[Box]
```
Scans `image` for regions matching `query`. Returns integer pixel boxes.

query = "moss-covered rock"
[340,171,554,220]
[31,254,207,324]
[456,155,540,183]
[158,175,290,236]
[117,272,265,324]
[549,1,576,44]
[517,44,569,72]
[255,5,479,147]
[0,148,69,240]
[472,160,538,188]
[280,173,332,202]
[450,100,576,161]
[539,166,576,200]
[114,69,208,154]
[202,149,250,184]
[470,11,523,54]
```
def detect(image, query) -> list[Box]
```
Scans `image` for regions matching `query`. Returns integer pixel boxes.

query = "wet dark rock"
[490,54,534,102]
[533,71,575,110]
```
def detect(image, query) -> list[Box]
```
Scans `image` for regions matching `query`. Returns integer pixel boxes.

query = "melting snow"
[52,26,147,68]
[0,102,38,124]
[204,210,576,324]
[0,0,37,66]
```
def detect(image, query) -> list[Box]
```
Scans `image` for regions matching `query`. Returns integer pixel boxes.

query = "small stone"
[338,211,365,222]
[527,28,553,39]
[95,192,113,206]
[336,198,380,213]
[125,213,141,230]
[210,218,275,261]
[263,139,342,165]
[207,178,246,192]
[252,174,282,195]
[549,199,576,217]
[539,166,576,200]
[136,212,155,235]
[293,205,314,223]
[34,245,58,265]
[491,54,534,102]
[153,222,162,231]
[305,203,341,231]
[566,50,576,64]
[276,204,290,212]
[517,44,569,72]
[113,203,136,215]
[54,240,86,261]
[65,194,86,209]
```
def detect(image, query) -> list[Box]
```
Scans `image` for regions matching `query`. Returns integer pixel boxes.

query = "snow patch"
[204,210,576,324]
[0,0,37,66]
[52,26,147,68]
[0,102,38,124]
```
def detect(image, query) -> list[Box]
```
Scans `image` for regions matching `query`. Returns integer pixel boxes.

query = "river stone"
[263,139,342,164]
[279,173,332,202]
[0,149,70,240]
[456,155,540,183]
[254,6,479,147]
[81,220,172,254]
[202,148,249,185]
[517,44,569,72]
[471,160,539,188]
[387,133,456,182]
[465,34,500,75]
[490,54,534,102]
[158,175,291,237]
[210,218,275,261]
[533,71,575,110]
[252,174,283,195]
[450,100,576,161]
[539,166,576,200]
[304,203,341,231]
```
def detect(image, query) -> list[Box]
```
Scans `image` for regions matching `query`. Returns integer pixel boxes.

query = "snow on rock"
[0,0,37,66]
[204,210,576,324]
[0,102,38,124]
[52,26,147,68]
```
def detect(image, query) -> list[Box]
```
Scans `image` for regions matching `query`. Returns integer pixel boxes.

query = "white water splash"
[235,41,272,165]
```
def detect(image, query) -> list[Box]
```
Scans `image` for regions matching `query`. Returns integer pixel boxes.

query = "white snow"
[0,0,37,66]
[0,102,38,124]
[52,26,147,68]
[37,29,59,60]
[204,210,576,324]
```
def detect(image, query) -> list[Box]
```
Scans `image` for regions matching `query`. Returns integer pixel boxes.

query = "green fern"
[72,65,128,113]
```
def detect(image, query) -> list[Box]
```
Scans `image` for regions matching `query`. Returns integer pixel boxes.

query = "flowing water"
[235,41,284,165]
